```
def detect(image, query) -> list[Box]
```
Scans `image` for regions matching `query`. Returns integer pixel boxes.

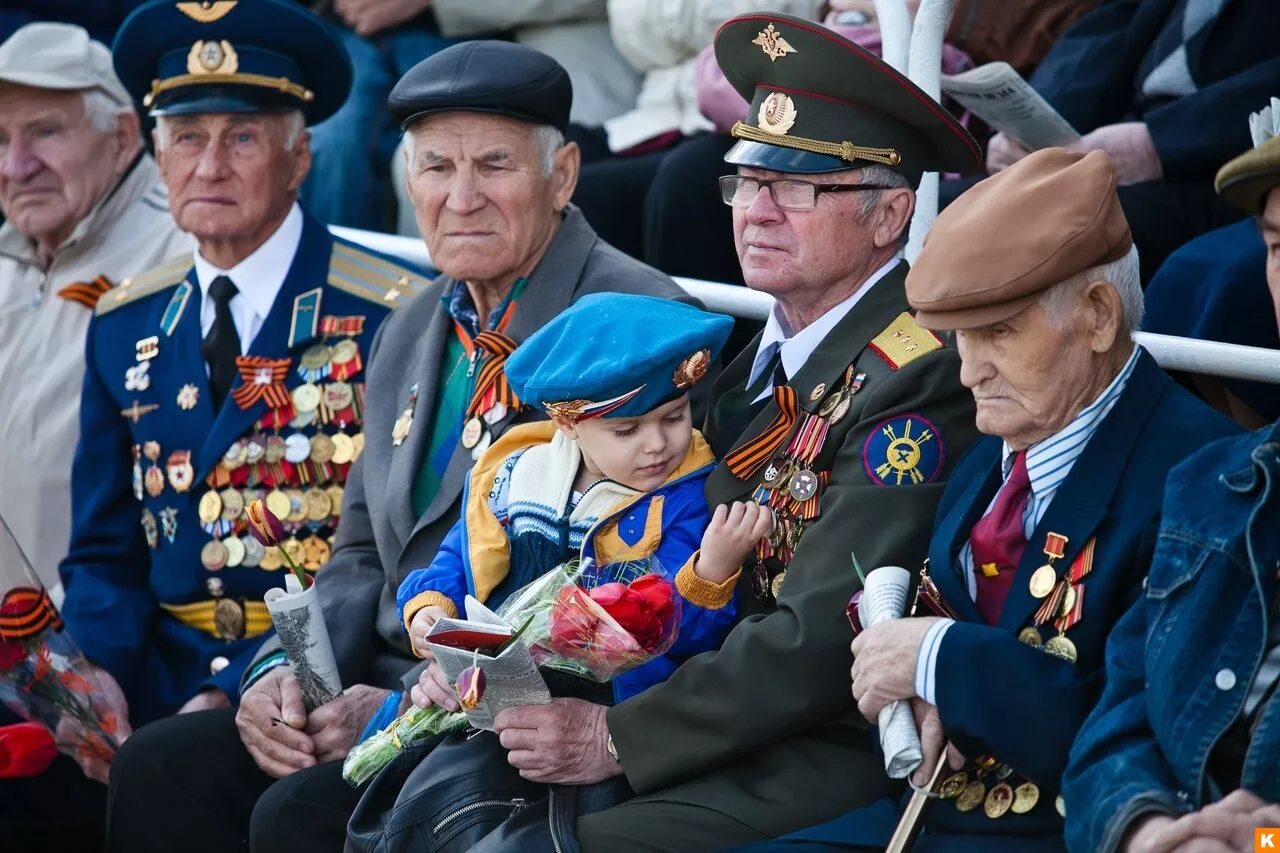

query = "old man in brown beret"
[742,148,1240,852]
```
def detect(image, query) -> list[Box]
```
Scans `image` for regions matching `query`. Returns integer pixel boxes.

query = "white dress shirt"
[914,346,1142,705]
[746,256,900,403]
[193,203,303,352]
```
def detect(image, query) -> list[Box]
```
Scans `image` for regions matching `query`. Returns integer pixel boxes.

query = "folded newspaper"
[941,61,1080,151]
[858,566,922,779]
[425,596,552,731]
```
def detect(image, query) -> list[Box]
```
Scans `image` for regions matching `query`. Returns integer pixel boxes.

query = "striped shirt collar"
[1000,345,1142,506]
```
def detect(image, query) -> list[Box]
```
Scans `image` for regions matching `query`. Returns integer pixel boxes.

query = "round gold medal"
[940,772,969,799]
[265,489,292,521]
[985,782,1014,819]
[770,571,786,599]
[1044,634,1078,663]
[282,536,306,566]
[304,488,333,522]
[955,781,986,813]
[222,441,246,471]
[330,339,358,365]
[258,547,284,571]
[309,433,335,464]
[219,487,244,522]
[197,490,224,524]
[324,381,354,412]
[1017,627,1043,647]
[351,431,366,461]
[325,485,345,517]
[291,382,321,414]
[244,437,266,464]
[223,535,246,568]
[213,598,245,641]
[1028,565,1057,599]
[330,433,355,465]
[461,416,484,450]
[200,539,228,571]
[818,390,844,417]
[302,535,331,570]
[1011,782,1040,814]
[299,344,330,371]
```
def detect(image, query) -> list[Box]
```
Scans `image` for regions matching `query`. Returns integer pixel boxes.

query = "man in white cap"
[0,22,190,603]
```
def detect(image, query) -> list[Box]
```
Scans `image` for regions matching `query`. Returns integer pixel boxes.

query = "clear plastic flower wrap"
[341,703,469,786]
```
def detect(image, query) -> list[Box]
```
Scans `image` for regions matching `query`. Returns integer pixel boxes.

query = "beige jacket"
[603,0,824,151]
[0,155,191,601]
[431,0,640,127]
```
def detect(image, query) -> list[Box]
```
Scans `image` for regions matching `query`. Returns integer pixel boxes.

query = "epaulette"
[328,241,431,308]
[95,254,191,316]
[868,312,944,370]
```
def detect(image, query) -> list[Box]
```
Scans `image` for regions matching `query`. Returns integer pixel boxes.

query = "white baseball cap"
[0,22,132,108]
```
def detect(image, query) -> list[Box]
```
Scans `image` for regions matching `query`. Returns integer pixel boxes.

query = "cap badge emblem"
[673,349,711,390]
[188,40,239,75]
[752,23,797,62]
[176,1,238,23]
[758,92,797,136]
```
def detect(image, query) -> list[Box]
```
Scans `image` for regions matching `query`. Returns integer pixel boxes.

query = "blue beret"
[389,41,571,133]
[506,294,733,422]
[113,0,351,125]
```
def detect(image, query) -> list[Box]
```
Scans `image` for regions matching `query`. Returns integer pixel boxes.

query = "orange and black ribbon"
[231,356,293,410]
[724,385,800,480]
[464,331,523,419]
[56,274,113,310]
[0,588,63,640]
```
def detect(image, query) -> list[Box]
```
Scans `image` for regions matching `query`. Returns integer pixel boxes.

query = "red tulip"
[244,499,286,547]
[0,722,58,779]
[455,666,486,711]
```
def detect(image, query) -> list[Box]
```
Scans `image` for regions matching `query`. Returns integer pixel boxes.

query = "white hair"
[1040,243,1144,337]
[402,121,565,178]
[81,90,128,133]
[153,109,306,151]
[853,164,914,247]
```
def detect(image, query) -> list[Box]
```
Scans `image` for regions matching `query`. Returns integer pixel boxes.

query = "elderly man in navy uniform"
[383,14,984,851]
[57,0,421,783]
[736,150,1242,853]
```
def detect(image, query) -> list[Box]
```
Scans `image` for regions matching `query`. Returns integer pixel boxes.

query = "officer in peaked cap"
[57,0,430,811]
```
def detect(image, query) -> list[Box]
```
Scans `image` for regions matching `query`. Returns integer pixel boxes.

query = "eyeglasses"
[719,175,897,211]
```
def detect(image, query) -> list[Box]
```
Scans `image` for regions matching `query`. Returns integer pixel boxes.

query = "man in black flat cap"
[105,38,702,853]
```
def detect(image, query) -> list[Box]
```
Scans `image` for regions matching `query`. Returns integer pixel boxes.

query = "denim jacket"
[1063,422,1280,853]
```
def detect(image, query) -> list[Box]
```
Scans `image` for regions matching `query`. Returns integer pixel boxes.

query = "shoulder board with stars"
[868,312,944,371]
[328,241,431,308]
[95,254,192,316]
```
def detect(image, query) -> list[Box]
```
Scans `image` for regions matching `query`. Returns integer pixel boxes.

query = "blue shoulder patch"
[862,414,945,486]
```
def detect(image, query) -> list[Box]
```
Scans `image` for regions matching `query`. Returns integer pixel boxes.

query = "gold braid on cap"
[731,122,900,166]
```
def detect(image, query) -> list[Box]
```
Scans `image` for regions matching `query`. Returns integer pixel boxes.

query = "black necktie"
[201,275,241,410]
[711,343,786,457]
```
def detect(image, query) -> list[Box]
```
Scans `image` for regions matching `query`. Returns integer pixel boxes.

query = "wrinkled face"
[1262,189,1280,335]
[731,165,905,299]
[955,300,1100,449]
[155,112,309,244]
[563,396,693,492]
[0,85,124,247]
[404,112,576,284]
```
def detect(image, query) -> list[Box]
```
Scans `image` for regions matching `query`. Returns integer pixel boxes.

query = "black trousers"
[106,708,359,853]
[0,753,107,852]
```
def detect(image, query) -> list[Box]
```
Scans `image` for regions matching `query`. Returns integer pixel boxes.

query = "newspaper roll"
[857,566,923,779]
[264,574,342,711]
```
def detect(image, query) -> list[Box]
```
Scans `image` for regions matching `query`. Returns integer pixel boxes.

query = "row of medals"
[939,755,1063,819]
[751,366,864,603]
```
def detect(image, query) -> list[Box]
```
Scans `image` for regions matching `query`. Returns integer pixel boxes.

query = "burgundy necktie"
[969,451,1032,624]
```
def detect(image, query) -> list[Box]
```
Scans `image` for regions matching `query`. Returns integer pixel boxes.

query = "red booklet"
[425,624,513,653]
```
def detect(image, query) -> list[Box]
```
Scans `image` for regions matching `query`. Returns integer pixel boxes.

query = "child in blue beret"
[396,293,770,702]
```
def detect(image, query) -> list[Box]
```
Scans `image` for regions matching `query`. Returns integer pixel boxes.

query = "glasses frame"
[719,175,899,211]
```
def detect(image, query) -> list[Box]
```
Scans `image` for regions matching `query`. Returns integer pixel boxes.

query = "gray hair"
[1040,243,1144,337]
[154,109,306,151]
[81,90,128,133]
[402,121,565,178]
[854,164,913,247]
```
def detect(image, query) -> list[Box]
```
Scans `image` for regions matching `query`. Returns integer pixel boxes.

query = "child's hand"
[408,605,449,659]
[697,501,773,584]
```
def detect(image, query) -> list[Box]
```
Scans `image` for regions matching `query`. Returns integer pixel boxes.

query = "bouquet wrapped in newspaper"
[342,558,680,786]
[854,565,922,780]
[0,514,121,771]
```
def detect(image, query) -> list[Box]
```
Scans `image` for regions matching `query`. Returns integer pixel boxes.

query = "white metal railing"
[330,226,1280,385]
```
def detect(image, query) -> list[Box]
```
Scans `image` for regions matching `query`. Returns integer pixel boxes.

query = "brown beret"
[907,148,1133,330]
[1215,135,1280,215]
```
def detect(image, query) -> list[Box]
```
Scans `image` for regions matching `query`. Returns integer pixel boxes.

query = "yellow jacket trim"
[593,496,665,565]
[403,591,459,637]
[329,243,431,306]
[868,312,945,370]
[95,254,191,315]
[674,555,739,610]
[160,599,272,639]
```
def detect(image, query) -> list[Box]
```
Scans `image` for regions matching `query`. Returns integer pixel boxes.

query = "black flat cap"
[389,40,572,133]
